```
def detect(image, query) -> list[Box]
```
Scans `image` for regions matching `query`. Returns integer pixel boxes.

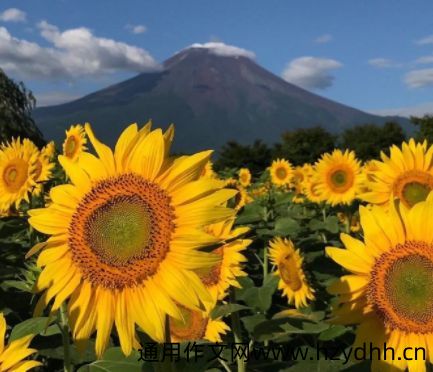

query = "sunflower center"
[393,170,433,208]
[69,174,175,289]
[196,248,223,287]
[64,136,78,158]
[278,254,303,291]
[85,196,152,265]
[276,167,288,180]
[170,306,208,341]
[368,241,433,333]
[3,159,28,192]
[328,167,354,193]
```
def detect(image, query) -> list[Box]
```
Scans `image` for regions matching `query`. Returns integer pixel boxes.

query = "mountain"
[33,46,411,153]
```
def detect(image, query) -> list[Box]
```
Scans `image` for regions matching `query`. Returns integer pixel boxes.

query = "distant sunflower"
[270,159,293,186]
[361,139,433,209]
[238,168,251,187]
[169,305,229,343]
[28,122,236,357]
[0,313,41,371]
[62,124,87,161]
[0,138,38,210]
[224,178,248,210]
[201,160,216,178]
[269,238,315,308]
[326,200,433,371]
[315,149,362,206]
[196,218,250,303]
[303,180,324,204]
[42,141,56,159]
[24,140,54,196]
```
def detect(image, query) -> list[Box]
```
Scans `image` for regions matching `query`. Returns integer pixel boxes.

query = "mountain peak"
[33,45,411,153]
[177,42,255,59]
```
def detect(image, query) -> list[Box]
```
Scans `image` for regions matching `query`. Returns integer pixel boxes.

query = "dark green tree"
[411,115,433,143]
[273,126,336,165]
[0,69,44,145]
[214,140,271,176]
[340,122,405,161]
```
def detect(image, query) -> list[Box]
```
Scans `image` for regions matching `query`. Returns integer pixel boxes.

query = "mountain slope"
[33,47,411,153]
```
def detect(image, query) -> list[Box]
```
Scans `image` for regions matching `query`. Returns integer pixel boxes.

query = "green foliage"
[411,114,433,143]
[214,140,272,175]
[340,122,405,161]
[273,126,336,165]
[0,68,44,145]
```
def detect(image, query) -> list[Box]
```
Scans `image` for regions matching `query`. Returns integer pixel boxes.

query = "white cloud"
[126,24,147,34]
[0,21,161,80]
[0,8,26,22]
[369,101,433,117]
[416,34,433,46]
[405,68,433,88]
[415,55,433,64]
[281,56,342,90]
[186,42,256,59]
[368,58,401,68]
[35,91,82,107]
[314,34,332,44]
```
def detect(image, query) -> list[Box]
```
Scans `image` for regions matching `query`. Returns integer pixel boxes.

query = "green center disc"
[386,254,433,323]
[402,182,431,207]
[86,195,151,265]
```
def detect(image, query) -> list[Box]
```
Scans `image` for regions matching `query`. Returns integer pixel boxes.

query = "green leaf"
[236,203,265,224]
[318,325,348,341]
[77,347,142,372]
[239,275,278,312]
[274,217,300,236]
[210,303,250,319]
[10,317,52,341]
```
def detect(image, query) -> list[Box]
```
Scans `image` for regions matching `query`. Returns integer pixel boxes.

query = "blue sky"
[2,0,433,116]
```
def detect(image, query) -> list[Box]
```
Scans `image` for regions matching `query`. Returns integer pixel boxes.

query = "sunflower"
[169,305,229,343]
[62,124,87,161]
[0,313,41,371]
[291,166,306,187]
[270,159,293,186]
[269,238,315,308]
[238,168,251,187]
[24,140,54,196]
[314,149,362,206]
[361,139,433,210]
[326,200,433,371]
[42,141,56,159]
[195,218,251,303]
[224,178,248,210]
[0,138,38,211]
[201,160,216,178]
[303,179,324,204]
[28,123,237,357]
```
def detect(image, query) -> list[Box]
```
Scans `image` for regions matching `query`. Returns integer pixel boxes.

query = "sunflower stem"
[229,288,246,372]
[59,303,73,372]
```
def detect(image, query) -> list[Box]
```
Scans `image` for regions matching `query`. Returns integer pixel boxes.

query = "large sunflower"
[270,158,293,186]
[269,238,315,308]
[62,124,87,161]
[28,123,237,357]
[195,218,251,303]
[326,200,433,371]
[361,139,433,209]
[0,138,38,211]
[0,313,41,371]
[169,305,229,343]
[314,149,362,206]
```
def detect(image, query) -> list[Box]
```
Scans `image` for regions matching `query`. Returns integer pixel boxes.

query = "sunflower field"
[0,122,432,372]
